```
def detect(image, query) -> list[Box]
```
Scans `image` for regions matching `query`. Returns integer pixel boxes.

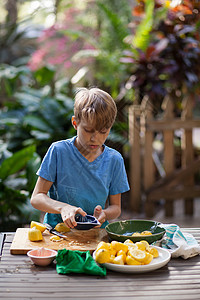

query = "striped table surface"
[0,228,200,300]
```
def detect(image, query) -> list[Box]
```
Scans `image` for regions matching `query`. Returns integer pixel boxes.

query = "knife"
[44,223,68,239]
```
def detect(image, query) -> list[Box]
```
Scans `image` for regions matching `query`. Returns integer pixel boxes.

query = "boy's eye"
[84,127,108,134]
[100,130,107,134]
[84,128,93,133]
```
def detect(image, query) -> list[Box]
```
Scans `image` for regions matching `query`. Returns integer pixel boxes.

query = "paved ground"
[119,196,200,228]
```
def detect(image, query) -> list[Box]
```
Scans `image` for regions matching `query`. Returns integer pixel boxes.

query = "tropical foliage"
[0,145,40,231]
[0,63,75,230]
[121,0,200,109]
[28,0,133,98]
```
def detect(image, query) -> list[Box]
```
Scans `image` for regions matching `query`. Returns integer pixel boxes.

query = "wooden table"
[1,228,200,300]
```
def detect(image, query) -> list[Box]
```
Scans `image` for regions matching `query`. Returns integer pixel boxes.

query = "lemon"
[148,247,159,258]
[140,240,150,250]
[109,247,117,256]
[95,249,111,264]
[28,227,43,242]
[141,231,152,236]
[50,235,61,242]
[143,252,153,265]
[127,243,138,251]
[124,239,134,245]
[117,250,126,263]
[129,248,146,263]
[112,255,124,265]
[132,232,142,236]
[30,221,46,233]
[96,241,111,251]
[111,241,128,253]
[135,242,146,251]
[54,223,70,233]
[110,254,115,263]
[126,255,142,265]
[124,239,138,249]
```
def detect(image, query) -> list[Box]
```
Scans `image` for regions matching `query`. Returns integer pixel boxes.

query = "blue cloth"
[37,136,130,228]
[156,224,200,259]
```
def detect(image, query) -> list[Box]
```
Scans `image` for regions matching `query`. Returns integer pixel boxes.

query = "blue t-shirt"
[37,136,130,228]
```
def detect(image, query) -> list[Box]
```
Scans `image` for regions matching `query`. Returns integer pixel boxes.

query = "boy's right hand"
[93,205,106,226]
[61,205,87,228]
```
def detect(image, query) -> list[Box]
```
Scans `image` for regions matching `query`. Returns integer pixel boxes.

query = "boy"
[31,87,130,228]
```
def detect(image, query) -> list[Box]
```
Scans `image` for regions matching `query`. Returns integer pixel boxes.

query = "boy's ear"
[72,116,77,129]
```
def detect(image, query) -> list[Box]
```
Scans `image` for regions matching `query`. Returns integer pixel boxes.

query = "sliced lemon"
[112,254,124,265]
[140,240,150,250]
[129,248,146,263]
[124,239,138,249]
[95,249,111,264]
[117,250,126,263]
[96,241,111,251]
[127,244,138,251]
[109,247,117,256]
[143,252,153,265]
[135,242,146,251]
[109,254,115,263]
[124,239,134,245]
[111,241,128,254]
[28,227,43,241]
[148,247,159,258]
[126,255,142,265]
[141,231,152,236]
[50,235,62,242]
[132,232,142,236]
[30,221,46,233]
[54,222,70,233]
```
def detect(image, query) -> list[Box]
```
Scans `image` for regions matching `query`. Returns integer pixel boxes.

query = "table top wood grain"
[1,228,200,300]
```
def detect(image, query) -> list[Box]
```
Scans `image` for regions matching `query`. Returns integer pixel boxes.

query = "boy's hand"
[93,205,106,226]
[61,205,87,228]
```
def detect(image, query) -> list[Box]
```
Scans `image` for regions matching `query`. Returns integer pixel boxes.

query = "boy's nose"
[90,131,98,141]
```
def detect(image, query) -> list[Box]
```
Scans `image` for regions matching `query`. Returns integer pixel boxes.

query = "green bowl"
[105,220,166,244]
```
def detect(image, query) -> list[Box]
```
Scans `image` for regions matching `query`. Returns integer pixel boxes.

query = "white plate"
[93,246,171,273]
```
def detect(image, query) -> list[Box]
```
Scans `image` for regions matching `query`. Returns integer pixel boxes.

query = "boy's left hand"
[93,205,106,226]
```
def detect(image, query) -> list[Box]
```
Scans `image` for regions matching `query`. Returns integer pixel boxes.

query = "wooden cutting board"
[10,228,109,254]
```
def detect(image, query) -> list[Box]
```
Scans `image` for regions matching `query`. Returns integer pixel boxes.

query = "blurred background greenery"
[0,0,200,231]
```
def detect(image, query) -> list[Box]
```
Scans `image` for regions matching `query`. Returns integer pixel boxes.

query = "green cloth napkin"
[56,249,106,276]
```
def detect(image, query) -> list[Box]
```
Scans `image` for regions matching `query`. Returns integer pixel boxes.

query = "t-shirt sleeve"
[109,155,130,195]
[36,144,57,182]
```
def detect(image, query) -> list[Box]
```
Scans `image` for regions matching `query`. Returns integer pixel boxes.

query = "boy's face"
[72,117,110,155]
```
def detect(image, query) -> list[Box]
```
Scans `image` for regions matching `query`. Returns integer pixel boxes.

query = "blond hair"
[74,87,117,131]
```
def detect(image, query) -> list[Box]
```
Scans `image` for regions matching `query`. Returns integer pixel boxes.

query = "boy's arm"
[30,176,86,228]
[31,176,66,214]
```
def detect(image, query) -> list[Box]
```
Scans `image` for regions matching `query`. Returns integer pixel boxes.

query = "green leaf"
[97,1,129,47]
[23,115,53,132]
[132,0,154,52]
[0,145,36,181]
[14,91,41,110]
[154,6,168,28]
[4,79,13,97]
[33,66,55,86]
[195,18,200,30]
[30,130,51,140]
[0,65,18,79]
